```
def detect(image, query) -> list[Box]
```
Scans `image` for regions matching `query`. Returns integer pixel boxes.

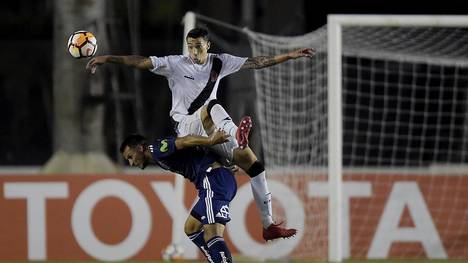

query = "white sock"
[250,171,273,228]
[209,104,237,138]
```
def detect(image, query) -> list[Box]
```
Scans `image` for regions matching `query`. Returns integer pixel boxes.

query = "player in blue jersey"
[120,120,258,263]
[88,27,309,240]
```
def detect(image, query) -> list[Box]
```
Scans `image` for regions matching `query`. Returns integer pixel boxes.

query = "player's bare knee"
[184,223,195,236]
[184,215,203,235]
[203,223,225,242]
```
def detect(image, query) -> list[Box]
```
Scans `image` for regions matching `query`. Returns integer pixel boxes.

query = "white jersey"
[149,53,247,122]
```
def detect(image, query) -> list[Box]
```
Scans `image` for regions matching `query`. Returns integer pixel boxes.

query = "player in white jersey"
[87,27,315,241]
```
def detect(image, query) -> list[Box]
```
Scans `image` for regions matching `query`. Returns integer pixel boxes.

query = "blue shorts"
[191,167,237,225]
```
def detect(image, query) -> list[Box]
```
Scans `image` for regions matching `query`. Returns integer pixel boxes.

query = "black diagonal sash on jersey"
[187,57,222,114]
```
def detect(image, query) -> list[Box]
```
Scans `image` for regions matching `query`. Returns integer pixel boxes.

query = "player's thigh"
[193,171,236,228]
[184,214,203,235]
[200,106,216,134]
[192,193,232,226]
[177,109,207,137]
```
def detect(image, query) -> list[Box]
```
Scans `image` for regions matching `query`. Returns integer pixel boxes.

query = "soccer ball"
[67,30,97,59]
[162,243,184,261]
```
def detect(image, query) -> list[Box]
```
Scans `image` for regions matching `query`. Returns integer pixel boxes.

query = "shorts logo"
[216,205,230,219]
[160,140,169,152]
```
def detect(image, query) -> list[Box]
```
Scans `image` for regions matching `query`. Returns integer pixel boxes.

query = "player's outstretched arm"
[241,47,315,70]
[175,130,229,149]
[86,55,153,74]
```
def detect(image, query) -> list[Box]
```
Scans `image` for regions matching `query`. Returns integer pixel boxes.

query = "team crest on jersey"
[160,140,169,152]
[210,71,219,82]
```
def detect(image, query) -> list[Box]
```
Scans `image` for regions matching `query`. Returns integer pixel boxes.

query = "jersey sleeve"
[148,56,173,77]
[218,53,248,78]
[152,137,177,158]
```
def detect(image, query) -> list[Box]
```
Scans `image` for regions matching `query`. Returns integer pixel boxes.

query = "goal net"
[245,28,328,168]
[186,14,468,261]
[246,16,468,261]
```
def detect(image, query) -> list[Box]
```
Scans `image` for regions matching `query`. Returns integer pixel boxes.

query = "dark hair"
[186,27,209,41]
[120,134,147,153]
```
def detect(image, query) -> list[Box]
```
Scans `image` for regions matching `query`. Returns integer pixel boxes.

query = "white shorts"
[174,109,238,165]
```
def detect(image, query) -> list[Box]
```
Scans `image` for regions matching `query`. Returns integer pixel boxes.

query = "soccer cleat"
[262,222,297,241]
[236,116,252,149]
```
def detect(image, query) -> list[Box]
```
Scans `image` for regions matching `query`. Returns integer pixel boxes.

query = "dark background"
[1,0,467,165]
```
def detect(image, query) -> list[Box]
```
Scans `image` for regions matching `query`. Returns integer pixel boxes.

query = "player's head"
[120,134,151,169]
[186,27,210,65]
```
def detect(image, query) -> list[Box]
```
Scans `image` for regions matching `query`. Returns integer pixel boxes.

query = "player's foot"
[262,222,297,241]
[236,116,252,149]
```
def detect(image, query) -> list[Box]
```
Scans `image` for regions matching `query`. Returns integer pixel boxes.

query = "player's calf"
[184,215,213,262]
[206,235,232,263]
[204,223,232,263]
[186,229,213,262]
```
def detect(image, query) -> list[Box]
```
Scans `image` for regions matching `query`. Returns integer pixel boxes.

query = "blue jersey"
[150,137,218,186]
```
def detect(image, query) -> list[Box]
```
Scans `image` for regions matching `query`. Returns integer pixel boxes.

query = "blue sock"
[187,230,214,262]
[206,236,232,263]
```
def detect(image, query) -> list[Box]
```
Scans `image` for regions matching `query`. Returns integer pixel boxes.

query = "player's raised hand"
[209,130,230,145]
[86,56,107,74]
[288,48,316,59]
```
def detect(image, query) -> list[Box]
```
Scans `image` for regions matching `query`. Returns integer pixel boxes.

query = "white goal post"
[328,14,468,262]
[181,12,468,262]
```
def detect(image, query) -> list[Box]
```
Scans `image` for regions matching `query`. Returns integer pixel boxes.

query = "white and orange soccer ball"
[67,30,97,59]
[162,243,184,261]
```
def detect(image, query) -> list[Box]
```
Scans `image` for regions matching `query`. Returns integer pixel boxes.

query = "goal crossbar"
[329,15,468,27]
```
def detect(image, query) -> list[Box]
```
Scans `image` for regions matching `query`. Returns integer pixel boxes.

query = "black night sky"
[1,0,467,165]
